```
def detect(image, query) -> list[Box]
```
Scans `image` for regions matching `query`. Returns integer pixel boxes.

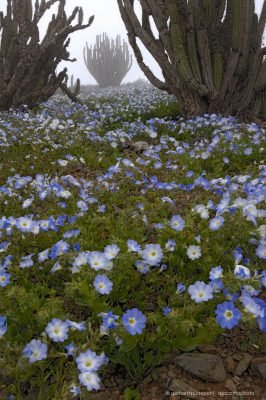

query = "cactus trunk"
[117,0,266,120]
[0,0,94,110]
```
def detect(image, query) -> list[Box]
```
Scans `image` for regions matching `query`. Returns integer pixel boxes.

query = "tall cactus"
[83,33,133,87]
[117,0,266,120]
[0,0,94,110]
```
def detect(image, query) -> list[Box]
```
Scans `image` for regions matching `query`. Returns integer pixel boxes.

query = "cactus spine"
[83,33,133,87]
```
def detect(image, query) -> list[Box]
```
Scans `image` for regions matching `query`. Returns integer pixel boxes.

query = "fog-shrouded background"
[0,0,265,85]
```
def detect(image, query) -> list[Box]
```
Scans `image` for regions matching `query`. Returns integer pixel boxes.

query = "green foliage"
[0,88,265,398]
[124,387,141,400]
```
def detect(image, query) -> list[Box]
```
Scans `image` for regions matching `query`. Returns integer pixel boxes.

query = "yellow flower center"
[225,311,233,319]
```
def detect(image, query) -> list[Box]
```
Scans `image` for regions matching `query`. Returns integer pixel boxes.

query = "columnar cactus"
[83,33,133,87]
[117,0,266,119]
[0,0,94,110]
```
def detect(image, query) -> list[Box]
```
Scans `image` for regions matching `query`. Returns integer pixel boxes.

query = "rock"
[143,375,152,385]
[232,354,242,361]
[224,379,237,392]
[224,356,235,373]
[232,376,241,385]
[175,353,226,382]
[234,353,252,376]
[132,141,149,152]
[197,344,218,354]
[169,379,202,400]
[250,356,266,378]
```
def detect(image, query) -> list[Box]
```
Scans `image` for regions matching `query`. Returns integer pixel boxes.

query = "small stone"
[132,141,149,152]
[232,354,242,361]
[234,353,252,376]
[250,356,266,378]
[232,376,241,385]
[143,375,152,385]
[175,353,226,382]
[224,379,237,392]
[197,344,218,354]
[169,379,201,400]
[224,356,235,373]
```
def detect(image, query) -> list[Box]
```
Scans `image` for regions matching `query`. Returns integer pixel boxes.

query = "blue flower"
[67,320,86,331]
[73,243,80,251]
[162,306,171,315]
[69,383,81,397]
[45,318,69,342]
[65,342,77,356]
[102,312,119,330]
[104,244,120,260]
[76,349,103,372]
[87,251,108,271]
[19,254,34,269]
[16,217,35,233]
[0,316,7,337]
[122,308,147,335]
[234,264,251,279]
[127,239,141,252]
[176,283,186,294]
[257,306,266,332]
[0,271,11,287]
[223,288,239,302]
[209,216,225,231]
[209,266,223,280]
[63,229,80,239]
[50,240,69,260]
[241,293,263,317]
[93,274,113,295]
[188,281,213,303]
[165,239,176,251]
[38,249,50,262]
[23,339,48,363]
[170,215,185,231]
[256,243,266,259]
[142,244,163,266]
[79,371,100,391]
[210,279,224,292]
[135,260,151,274]
[215,301,242,329]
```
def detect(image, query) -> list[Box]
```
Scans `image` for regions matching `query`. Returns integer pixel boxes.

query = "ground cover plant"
[0,82,265,399]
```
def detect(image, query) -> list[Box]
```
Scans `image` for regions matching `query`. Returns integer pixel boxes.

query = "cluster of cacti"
[0,0,94,111]
[117,0,266,119]
[83,33,133,87]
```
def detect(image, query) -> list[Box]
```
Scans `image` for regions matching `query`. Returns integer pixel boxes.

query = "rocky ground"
[90,327,266,400]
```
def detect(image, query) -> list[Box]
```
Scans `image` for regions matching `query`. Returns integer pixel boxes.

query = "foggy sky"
[0,0,265,85]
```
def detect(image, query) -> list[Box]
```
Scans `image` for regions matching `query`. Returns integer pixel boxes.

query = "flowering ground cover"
[0,82,265,399]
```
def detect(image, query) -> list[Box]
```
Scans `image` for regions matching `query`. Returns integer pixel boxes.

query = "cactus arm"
[257,0,266,47]
[117,0,170,92]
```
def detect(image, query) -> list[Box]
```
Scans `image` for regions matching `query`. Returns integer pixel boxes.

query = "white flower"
[187,245,202,260]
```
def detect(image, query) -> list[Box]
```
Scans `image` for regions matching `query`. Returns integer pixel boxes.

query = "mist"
[0,0,264,85]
